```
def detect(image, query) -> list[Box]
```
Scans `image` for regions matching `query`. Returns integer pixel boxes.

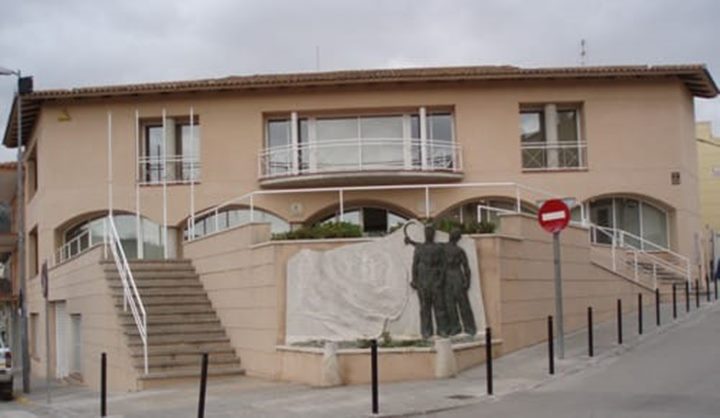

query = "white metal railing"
[521,141,587,171]
[258,138,462,179]
[138,154,201,185]
[185,182,558,241]
[107,216,148,374]
[54,228,101,265]
[589,224,691,288]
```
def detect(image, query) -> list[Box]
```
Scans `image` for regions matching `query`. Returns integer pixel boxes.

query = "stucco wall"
[482,215,655,354]
[22,78,702,287]
[28,246,138,392]
[697,122,720,231]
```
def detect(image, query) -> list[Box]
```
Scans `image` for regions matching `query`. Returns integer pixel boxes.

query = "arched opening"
[187,206,290,239]
[576,195,670,249]
[311,204,411,237]
[437,196,537,230]
[57,213,165,262]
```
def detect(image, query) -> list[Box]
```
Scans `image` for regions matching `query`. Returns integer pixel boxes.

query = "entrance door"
[70,314,82,376]
[54,302,69,379]
[590,199,613,244]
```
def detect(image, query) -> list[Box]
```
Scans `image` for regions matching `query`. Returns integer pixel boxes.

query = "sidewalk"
[2,294,716,418]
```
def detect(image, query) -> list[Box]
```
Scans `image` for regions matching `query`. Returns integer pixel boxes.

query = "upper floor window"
[140,116,200,185]
[520,104,586,171]
[260,108,460,178]
[26,146,38,199]
[186,207,290,239]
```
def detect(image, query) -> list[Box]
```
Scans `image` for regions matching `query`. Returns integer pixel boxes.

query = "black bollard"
[715,276,718,301]
[685,281,690,312]
[198,353,208,418]
[672,283,677,319]
[655,288,661,327]
[617,299,623,345]
[548,316,555,375]
[707,277,711,302]
[371,339,379,414]
[485,327,493,395]
[587,307,594,358]
[638,293,643,335]
[696,279,700,308]
[101,353,107,417]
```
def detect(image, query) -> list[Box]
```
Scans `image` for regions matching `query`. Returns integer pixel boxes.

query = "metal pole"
[587,307,593,357]
[370,339,379,414]
[485,327,493,395]
[101,353,107,417]
[547,316,554,375]
[638,293,643,335]
[696,279,700,308]
[44,296,50,404]
[655,288,660,327]
[672,284,677,319]
[135,110,143,259]
[685,281,690,312]
[107,112,113,217]
[552,232,565,359]
[715,275,718,301]
[617,299,623,344]
[189,107,196,240]
[197,352,208,418]
[16,76,31,394]
[706,276,711,302]
[162,109,168,259]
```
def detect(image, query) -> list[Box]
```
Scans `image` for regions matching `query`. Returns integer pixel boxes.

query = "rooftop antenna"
[580,39,587,66]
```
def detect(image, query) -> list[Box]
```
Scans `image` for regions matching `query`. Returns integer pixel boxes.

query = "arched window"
[60,214,164,261]
[189,207,290,239]
[440,198,536,227]
[585,197,668,248]
[316,206,409,236]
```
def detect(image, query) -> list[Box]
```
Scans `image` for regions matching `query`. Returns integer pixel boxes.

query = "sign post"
[41,261,50,404]
[538,199,571,359]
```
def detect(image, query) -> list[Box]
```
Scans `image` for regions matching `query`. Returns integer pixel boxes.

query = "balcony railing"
[258,138,462,179]
[521,141,587,171]
[138,155,201,185]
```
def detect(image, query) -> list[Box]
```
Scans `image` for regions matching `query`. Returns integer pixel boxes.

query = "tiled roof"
[3,64,718,147]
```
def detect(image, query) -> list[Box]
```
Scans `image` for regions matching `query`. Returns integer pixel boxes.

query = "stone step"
[106,271,200,280]
[117,304,214,315]
[109,279,204,288]
[114,295,210,306]
[128,333,229,346]
[112,287,207,297]
[120,314,219,326]
[131,343,236,358]
[132,349,237,364]
[103,259,194,269]
[124,323,225,336]
[138,366,245,389]
[137,355,241,372]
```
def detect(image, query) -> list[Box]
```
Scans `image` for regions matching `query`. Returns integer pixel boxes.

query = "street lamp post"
[0,66,30,394]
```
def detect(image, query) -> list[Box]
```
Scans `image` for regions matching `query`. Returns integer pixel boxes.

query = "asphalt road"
[430,305,720,418]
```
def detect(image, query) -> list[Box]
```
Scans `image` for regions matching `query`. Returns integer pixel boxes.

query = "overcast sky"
[0,0,719,161]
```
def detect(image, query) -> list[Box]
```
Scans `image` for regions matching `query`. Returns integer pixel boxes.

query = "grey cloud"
[0,0,719,161]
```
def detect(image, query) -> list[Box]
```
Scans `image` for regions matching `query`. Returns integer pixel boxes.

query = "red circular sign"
[538,199,570,233]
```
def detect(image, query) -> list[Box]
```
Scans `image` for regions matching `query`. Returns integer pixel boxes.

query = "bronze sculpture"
[444,229,477,335]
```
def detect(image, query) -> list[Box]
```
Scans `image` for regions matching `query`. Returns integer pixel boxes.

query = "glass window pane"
[267,120,290,147]
[146,126,163,182]
[615,198,641,248]
[316,118,359,170]
[267,120,291,175]
[641,203,668,248]
[360,116,404,167]
[410,115,421,167]
[557,110,578,142]
[427,114,452,142]
[180,124,201,181]
[520,112,544,143]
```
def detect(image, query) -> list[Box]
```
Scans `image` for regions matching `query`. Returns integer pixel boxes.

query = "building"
[697,121,720,275]
[2,64,717,390]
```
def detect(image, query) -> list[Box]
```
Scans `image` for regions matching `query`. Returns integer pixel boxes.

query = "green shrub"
[271,222,363,240]
[436,218,496,234]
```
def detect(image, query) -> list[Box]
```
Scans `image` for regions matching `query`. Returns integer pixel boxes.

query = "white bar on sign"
[541,211,566,222]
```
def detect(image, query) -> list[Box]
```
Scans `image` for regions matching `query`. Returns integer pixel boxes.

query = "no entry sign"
[538,199,570,234]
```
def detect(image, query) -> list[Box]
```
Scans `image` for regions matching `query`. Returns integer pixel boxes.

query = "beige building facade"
[3,64,717,390]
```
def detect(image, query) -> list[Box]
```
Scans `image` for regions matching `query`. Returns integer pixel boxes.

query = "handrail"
[186,181,559,241]
[54,228,96,265]
[107,216,148,374]
[258,137,462,178]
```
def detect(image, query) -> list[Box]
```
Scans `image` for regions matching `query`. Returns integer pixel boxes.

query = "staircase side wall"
[30,246,139,392]
[484,215,657,354]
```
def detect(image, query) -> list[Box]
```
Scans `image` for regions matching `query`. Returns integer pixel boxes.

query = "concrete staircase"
[103,259,244,389]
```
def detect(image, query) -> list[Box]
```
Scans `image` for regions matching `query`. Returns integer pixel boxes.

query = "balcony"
[258,138,463,187]
[138,155,201,186]
[521,141,587,172]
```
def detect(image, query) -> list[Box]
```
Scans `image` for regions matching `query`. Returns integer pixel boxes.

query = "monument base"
[277,338,502,386]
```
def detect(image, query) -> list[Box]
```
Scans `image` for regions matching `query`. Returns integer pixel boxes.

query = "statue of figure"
[443,229,476,336]
[405,223,449,339]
